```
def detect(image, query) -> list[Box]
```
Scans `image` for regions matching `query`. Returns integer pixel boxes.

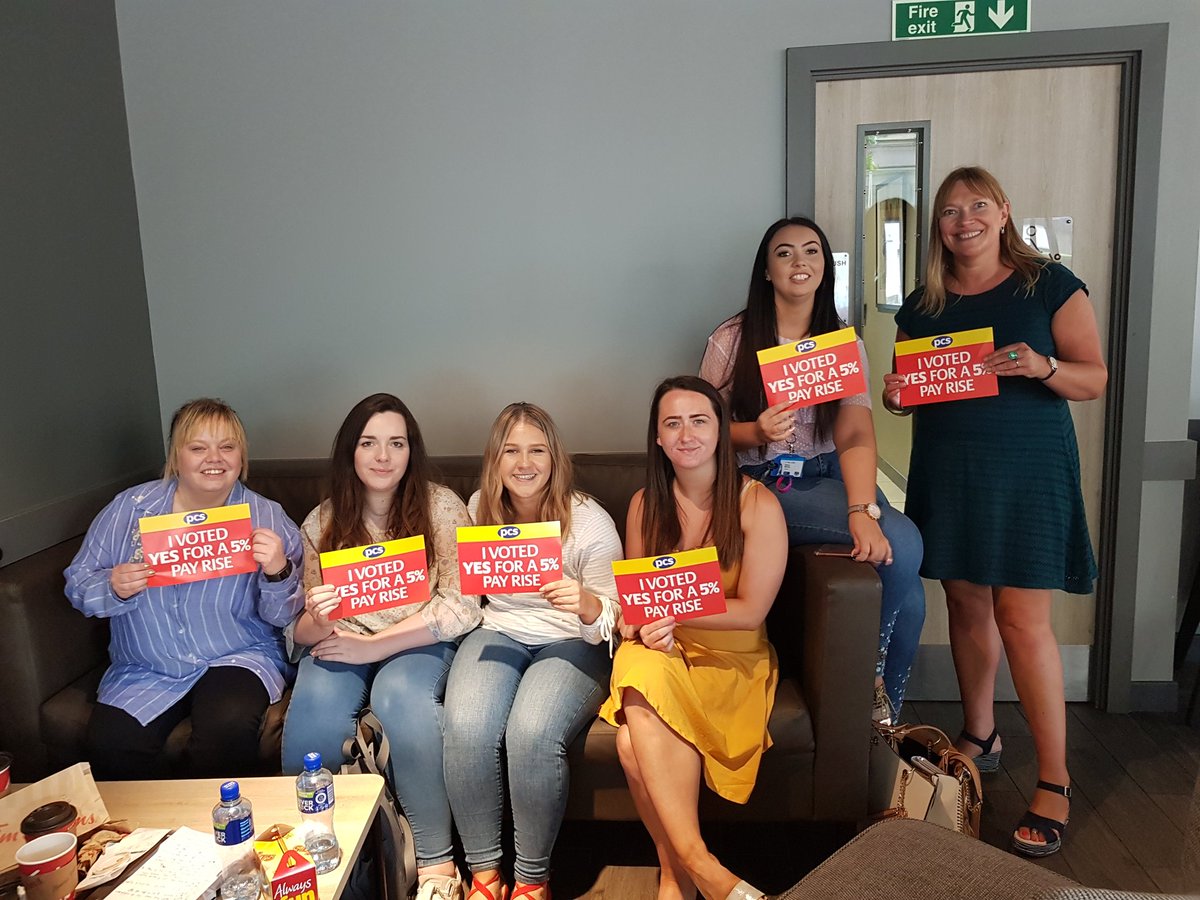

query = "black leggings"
[86,666,269,780]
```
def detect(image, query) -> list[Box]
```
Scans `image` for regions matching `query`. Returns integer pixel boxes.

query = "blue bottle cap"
[219,780,240,802]
[302,752,322,772]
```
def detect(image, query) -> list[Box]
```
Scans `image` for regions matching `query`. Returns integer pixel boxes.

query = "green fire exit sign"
[892,0,1031,40]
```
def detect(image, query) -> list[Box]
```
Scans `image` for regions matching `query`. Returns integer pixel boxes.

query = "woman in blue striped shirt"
[65,398,304,780]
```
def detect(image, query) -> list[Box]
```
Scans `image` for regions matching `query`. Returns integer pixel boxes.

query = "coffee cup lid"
[20,801,77,835]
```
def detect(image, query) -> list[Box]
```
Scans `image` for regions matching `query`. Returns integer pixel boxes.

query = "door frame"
[785,25,1168,713]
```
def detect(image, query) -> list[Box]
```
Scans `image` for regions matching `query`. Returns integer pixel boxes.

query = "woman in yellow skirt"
[599,375,787,900]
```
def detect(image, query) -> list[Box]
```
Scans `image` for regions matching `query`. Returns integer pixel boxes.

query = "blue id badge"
[770,454,807,478]
[767,454,806,492]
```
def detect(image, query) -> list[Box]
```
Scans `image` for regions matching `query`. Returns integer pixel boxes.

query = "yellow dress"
[598,503,779,804]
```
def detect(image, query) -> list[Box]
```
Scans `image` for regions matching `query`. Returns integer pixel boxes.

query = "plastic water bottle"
[295,752,341,874]
[212,781,261,900]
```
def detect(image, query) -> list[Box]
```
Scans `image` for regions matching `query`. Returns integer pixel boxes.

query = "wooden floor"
[550,682,1200,898]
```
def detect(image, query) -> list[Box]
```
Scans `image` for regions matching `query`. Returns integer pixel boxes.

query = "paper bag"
[0,762,110,870]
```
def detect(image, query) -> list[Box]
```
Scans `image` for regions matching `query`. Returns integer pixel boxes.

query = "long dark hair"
[320,393,436,566]
[722,216,843,445]
[641,376,744,568]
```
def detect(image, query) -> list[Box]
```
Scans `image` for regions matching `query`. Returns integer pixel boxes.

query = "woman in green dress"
[883,166,1107,858]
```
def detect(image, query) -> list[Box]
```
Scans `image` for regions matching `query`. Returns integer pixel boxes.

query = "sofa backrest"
[246,452,648,544]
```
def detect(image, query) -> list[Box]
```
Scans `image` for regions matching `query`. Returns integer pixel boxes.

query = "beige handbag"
[868,721,984,838]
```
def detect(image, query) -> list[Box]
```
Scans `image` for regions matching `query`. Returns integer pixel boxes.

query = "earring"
[764,273,771,282]
[1001,226,1006,234]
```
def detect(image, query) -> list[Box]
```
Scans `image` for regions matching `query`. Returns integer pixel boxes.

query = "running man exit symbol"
[892,0,1030,40]
[954,2,974,33]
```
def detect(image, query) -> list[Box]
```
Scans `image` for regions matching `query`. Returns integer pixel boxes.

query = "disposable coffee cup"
[20,802,77,842]
[15,831,78,900]
[0,751,11,795]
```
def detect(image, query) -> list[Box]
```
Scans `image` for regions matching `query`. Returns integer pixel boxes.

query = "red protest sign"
[319,535,430,620]
[895,327,999,406]
[140,504,256,587]
[612,547,726,626]
[757,326,866,409]
[457,521,563,594]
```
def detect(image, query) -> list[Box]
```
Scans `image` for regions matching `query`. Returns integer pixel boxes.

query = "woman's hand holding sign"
[541,577,602,624]
[110,562,154,600]
[756,400,795,444]
[251,527,288,576]
[882,372,909,412]
[983,342,1052,379]
[639,616,678,653]
[304,583,341,632]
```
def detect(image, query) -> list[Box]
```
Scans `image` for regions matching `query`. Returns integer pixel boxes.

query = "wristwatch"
[265,559,293,582]
[1040,355,1059,381]
[848,503,882,521]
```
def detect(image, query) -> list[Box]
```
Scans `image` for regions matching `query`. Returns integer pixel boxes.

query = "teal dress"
[894,262,1097,593]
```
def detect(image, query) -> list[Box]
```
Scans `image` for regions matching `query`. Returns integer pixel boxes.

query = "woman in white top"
[442,402,623,900]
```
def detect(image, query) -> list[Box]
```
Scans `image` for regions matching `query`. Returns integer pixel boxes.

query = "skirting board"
[906,643,1092,703]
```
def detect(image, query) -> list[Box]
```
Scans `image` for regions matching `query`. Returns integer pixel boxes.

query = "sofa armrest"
[0,537,109,780]
[779,545,881,822]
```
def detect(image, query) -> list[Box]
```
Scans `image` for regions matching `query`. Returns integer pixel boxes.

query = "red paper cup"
[0,751,11,795]
[15,831,78,900]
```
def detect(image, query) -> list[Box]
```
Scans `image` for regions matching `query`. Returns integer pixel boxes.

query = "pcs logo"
[498,526,521,539]
[183,512,208,526]
[652,556,676,570]
[363,545,386,559]
[795,339,817,354]
[932,336,954,349]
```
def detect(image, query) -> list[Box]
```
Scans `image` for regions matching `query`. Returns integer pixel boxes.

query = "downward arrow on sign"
[988,0,1015,28]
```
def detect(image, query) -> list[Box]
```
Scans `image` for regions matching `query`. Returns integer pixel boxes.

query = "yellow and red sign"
[895,327,999,406]
[457,521,563,594]
[139,503,256,587]
[757,326,866,409]
[319,535,429,620]
[613,547,726,626]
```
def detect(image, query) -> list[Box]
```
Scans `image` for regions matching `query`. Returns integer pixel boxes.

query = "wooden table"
[98,774,383,900]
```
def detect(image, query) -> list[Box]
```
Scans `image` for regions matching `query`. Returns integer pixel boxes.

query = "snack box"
[255,824,318,900]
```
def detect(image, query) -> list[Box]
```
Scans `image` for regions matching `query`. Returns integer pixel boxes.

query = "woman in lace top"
[281,393,479,900]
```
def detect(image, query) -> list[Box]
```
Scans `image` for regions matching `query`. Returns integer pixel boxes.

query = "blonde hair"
[920,166,1048,316]
[476,402,578,537]
[163,398,249,482]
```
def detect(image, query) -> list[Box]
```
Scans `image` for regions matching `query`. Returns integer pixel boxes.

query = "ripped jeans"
[743,451,926,713]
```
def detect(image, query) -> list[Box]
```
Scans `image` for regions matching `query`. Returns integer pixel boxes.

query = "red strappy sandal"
[511,880,550,900]
[468,871,509,900]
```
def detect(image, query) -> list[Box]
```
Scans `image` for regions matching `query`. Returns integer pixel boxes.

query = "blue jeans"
[744,452,926,713]
[442,627,611,883]
[280,641,458,868]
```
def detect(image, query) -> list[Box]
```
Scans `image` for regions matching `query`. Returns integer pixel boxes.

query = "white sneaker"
[415,872,465,900]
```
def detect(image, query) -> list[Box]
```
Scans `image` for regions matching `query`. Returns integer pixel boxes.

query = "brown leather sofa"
[0,454,882,823]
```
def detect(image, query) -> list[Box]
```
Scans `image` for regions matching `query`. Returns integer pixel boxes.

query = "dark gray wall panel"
[0,0,161,566]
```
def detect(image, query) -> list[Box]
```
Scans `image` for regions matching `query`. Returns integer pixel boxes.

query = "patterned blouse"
[297,483,481,642]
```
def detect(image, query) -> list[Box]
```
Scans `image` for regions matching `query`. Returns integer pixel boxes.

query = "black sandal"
[957,727,1001,773]
[1011,780,1071,857]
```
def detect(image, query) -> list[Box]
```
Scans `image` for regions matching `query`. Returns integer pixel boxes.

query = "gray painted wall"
[111,1,1198,685]
[0,1,160,565]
